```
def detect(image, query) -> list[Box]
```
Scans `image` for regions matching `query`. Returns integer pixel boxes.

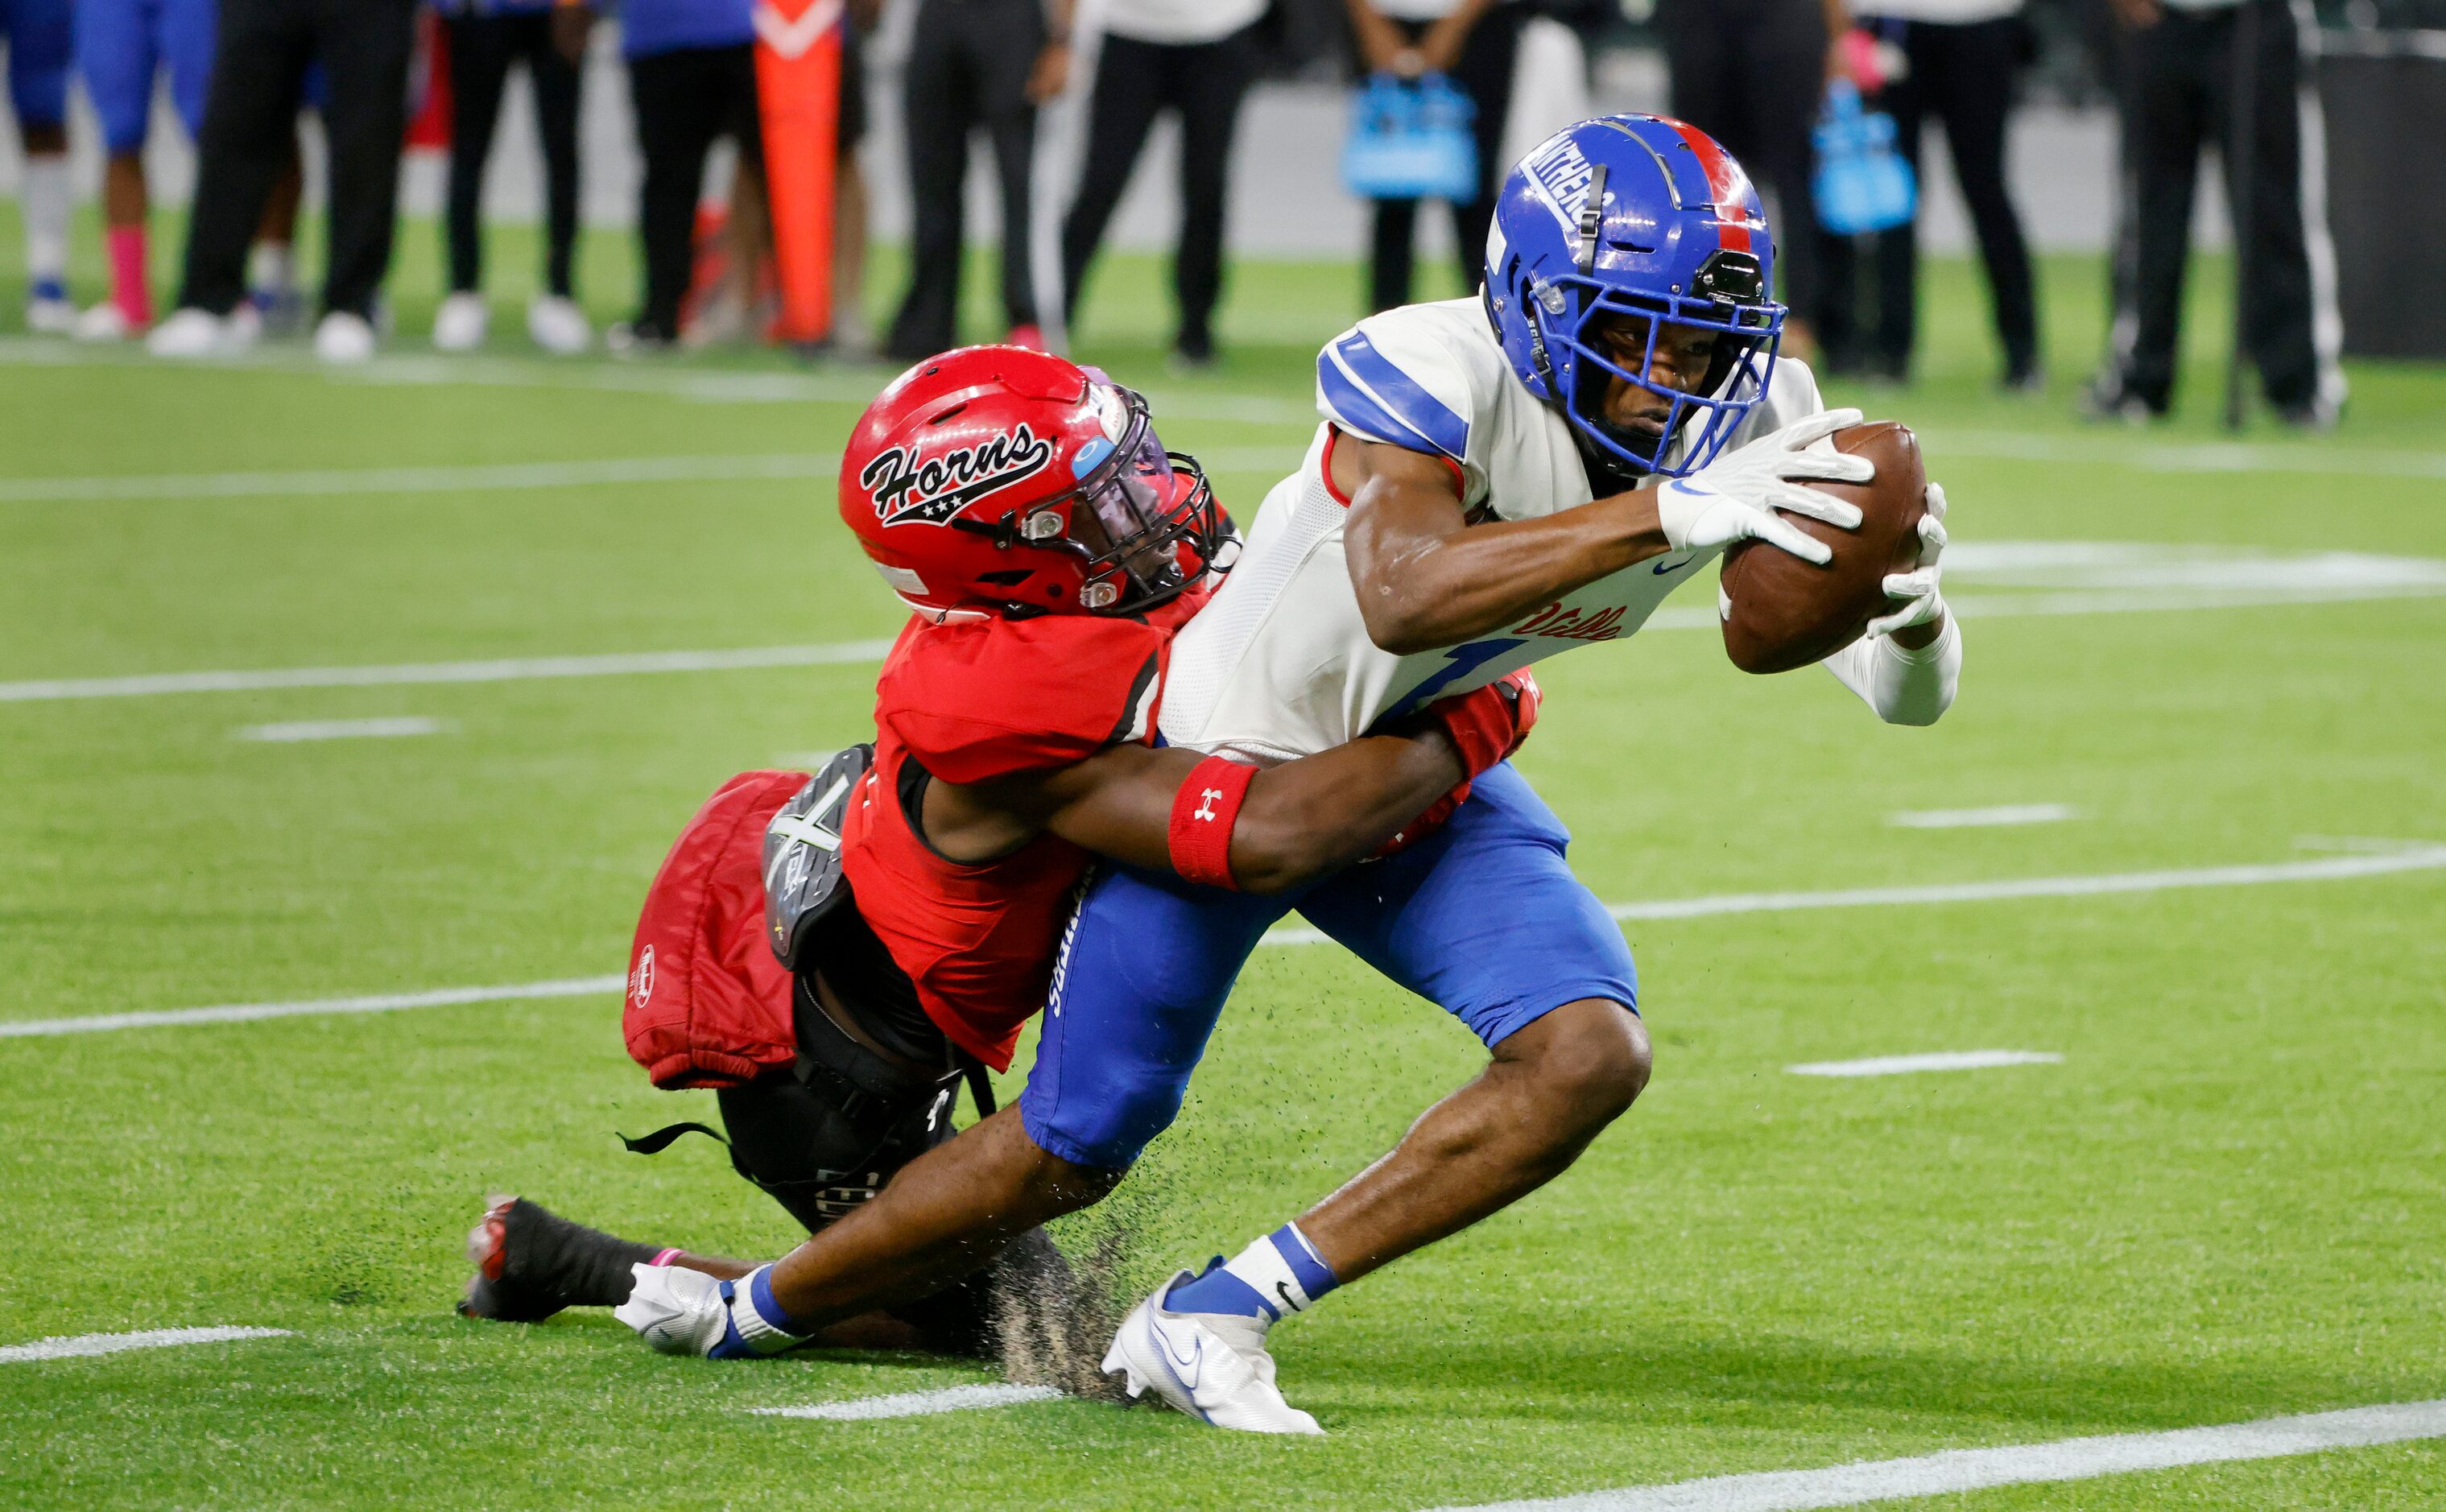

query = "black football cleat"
[458,1194,661,1322]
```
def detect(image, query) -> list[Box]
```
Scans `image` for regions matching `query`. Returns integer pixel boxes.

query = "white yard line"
[0,340,1321,423]
[10,845,2440,1040]
[1256,842,2446,947]
[8,582,2441,710]
[0,976,625,1039]
[13,340,2446,469]
[1930,428,2446,481]
[749,1383,1062,1421]
[1428,1398,2446,1512]
[0,642,895,703]
[1787,1051,2064,1078]
[1890,804,2077,829]
[0,1326,292,1364]
[233,716,452,743]
[0,454,841,505]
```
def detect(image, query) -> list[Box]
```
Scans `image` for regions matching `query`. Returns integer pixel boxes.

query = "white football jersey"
[1158,297,1826,760]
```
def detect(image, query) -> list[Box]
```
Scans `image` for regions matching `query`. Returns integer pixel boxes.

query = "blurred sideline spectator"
[600,0,762,351]
[1655,0,1841,357]
[886,0,1072,359]
[830,1,878,355]
[2,0,73,333]
[72,0,212,341]
[2084,0,2341,425]
[1818,0,2039,387]
[431,0,589,354]
[1059,0,1266,367]
[1345,0,1525,312]
[150,0,419,362]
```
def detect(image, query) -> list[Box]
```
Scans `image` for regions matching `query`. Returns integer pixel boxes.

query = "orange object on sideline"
[753,0,842,345]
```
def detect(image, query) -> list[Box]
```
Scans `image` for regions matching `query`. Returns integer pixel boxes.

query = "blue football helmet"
[1483,114,1784,480]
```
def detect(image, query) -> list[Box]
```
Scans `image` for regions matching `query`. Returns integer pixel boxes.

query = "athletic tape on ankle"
[1167,754,1256,890]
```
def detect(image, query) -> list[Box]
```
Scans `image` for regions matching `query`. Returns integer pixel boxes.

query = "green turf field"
[3,213,2444,1510]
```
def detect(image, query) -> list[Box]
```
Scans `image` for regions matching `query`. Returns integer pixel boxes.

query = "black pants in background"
[443,10,582,299]
[176,0,416,318]
[1060,27,1258,353]
[2108,0,2323,413]
[627,43,762,338]
[1818,17,2037,382]
[1656,0,1827,329]
[1363,9,1523,312]
[889,0,1043,360]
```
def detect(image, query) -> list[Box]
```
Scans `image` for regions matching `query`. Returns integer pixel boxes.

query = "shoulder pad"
[1315,308,1483,463]
[763,744,872,969]
[878,614,1166,785]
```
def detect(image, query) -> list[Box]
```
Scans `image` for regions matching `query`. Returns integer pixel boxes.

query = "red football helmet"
[838,345,1225,622]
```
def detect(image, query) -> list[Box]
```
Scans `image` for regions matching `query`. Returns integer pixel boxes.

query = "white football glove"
[614,1263,733,1356]
[1655,407,1875,566]
[613,1262,810,1358]
[1865,480,1948,640]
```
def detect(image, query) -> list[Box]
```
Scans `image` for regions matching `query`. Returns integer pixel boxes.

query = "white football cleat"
[315,310,378,364]
[526,294,590,354]
[74,302,135,342]
[432,291,489,351]
[1102,1274,1324,1435]
[147,305,258,357]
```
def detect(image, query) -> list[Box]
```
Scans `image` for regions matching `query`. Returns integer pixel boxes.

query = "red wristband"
[1167,754,1257,890]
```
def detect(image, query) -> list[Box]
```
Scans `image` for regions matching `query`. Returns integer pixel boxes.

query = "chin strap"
[1573,163,1609,275]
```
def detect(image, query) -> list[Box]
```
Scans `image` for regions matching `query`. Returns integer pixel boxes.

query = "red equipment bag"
[623,770,810,1089]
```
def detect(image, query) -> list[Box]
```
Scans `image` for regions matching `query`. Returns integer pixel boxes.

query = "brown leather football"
[1719,421,1927,675]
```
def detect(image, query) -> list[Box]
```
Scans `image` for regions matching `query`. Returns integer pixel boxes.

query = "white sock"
[20,155,69,285]
[1223,1223,1337,1315]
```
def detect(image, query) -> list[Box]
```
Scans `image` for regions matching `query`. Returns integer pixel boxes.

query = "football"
[1718,421,1929,675]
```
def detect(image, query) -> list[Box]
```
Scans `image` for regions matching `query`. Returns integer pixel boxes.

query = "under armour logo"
[1192,788,1224,822]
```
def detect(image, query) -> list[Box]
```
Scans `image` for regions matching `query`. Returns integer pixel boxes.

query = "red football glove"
[1377,669,1544,859]
[1429,667,1543,778]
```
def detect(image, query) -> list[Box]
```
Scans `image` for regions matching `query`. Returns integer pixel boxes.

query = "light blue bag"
[1342,73,1479,204]
[1812,79,1917,236]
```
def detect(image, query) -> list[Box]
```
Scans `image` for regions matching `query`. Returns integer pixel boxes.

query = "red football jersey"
[839,589,1207,1070]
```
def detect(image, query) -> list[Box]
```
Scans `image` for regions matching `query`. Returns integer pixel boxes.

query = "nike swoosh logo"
[1653,555,1692,575]
[1153,1316,1203,1392]
[1275,1280,1300,1315]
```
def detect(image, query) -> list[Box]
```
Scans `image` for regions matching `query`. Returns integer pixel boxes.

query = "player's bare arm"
[1338,434,1672,654]
[923,722,1470,891]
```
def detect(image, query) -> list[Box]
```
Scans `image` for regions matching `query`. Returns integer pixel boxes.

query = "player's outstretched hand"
[1657,407,1875,565]
[1866,481,1948,639]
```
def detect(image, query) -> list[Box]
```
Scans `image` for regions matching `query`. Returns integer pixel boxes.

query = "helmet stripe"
[1659,116,1754,254]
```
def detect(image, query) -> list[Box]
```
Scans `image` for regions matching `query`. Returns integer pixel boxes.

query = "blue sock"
[1163,1223,1340,1323]
[1163,1255,1274,1320]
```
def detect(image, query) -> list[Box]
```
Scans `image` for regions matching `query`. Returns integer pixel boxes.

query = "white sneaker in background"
[314,310,378,364]
[25,292,76,334]
[432,291,490,352]
[74,303,135,342]
[1101,1274,1324,1435]
[526,294,589,354]
[147,306,256,357]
